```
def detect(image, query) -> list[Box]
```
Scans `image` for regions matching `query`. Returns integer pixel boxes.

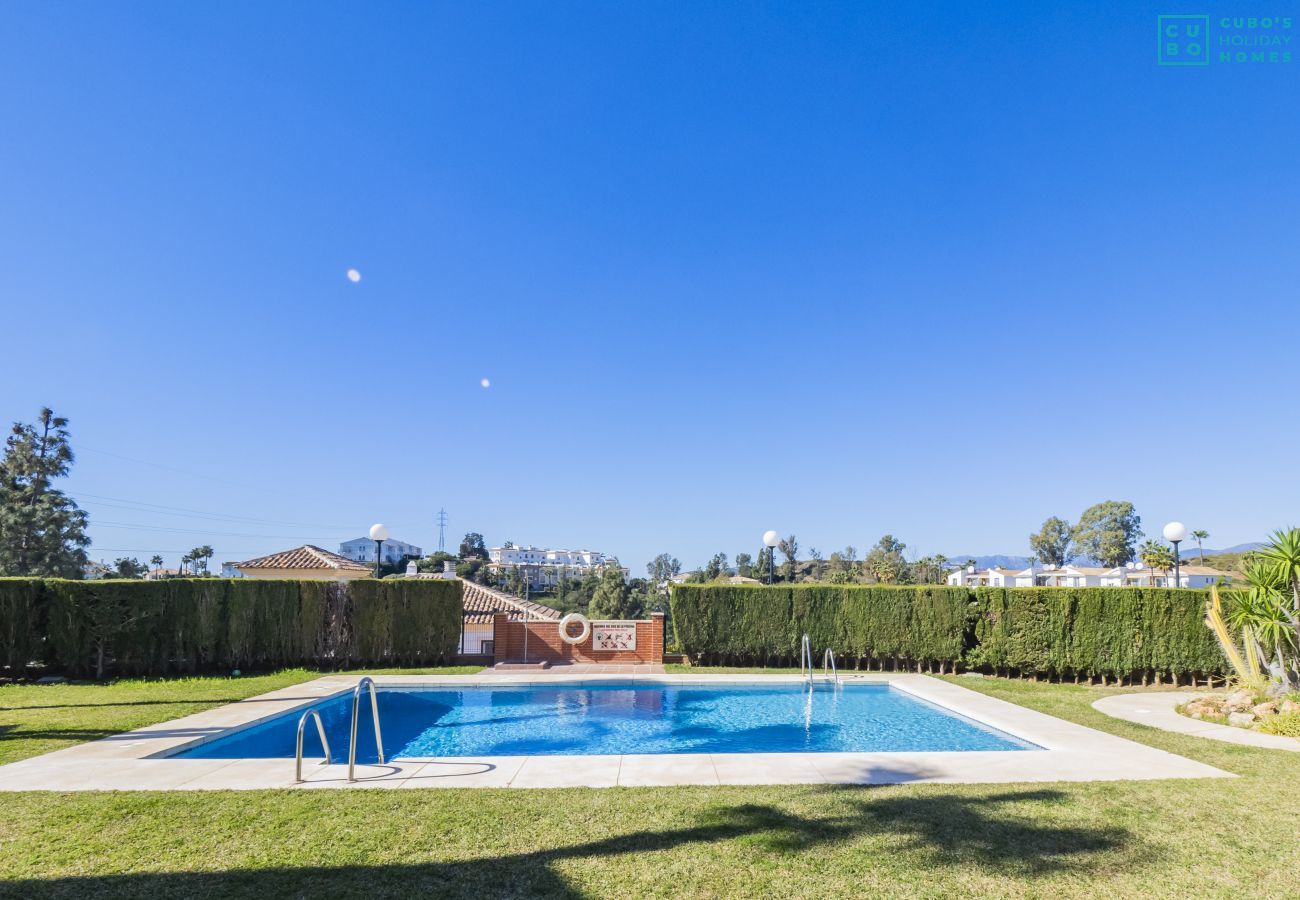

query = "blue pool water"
[172,683,1038,760]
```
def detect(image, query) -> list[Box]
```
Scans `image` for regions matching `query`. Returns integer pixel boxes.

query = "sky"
[1,1,1297,574]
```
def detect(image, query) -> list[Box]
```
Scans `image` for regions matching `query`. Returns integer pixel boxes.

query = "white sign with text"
[592,622,637,651]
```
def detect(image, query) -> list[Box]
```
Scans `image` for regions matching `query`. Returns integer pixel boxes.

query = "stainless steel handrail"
[800,634,812,685]
[822,648,839,685]
[347,676,385,783]
[294,709,332,782]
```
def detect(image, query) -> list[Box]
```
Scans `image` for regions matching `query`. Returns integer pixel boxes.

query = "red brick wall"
[493,612,664,665]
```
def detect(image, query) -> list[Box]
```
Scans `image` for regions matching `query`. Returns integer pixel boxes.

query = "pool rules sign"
[592,622,636,651]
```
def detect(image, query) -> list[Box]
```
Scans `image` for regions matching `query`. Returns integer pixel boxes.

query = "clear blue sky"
[2,1,1296,573]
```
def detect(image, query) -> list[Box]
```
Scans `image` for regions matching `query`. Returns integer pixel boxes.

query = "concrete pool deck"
[0,673,1232,791]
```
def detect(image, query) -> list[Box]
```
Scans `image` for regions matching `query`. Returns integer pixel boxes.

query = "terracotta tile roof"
[232,545,371,573]
[462,582,561,624]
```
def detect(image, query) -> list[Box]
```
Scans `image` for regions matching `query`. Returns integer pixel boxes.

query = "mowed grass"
[0,669,1298,899]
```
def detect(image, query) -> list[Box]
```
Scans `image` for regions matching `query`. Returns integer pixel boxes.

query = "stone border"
[1093,692,1300,753]
[0,673,1232,790]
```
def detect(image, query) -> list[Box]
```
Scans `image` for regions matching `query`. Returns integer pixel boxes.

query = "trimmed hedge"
[969,587,1224,679]
[671,584,1226,679]
[671,585,973,671]
[0,577,462,677]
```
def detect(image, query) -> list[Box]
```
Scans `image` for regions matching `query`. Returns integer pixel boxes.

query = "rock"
[1184,697,1224,717]
[1227,711,1256,727]
[1281,700,1300,715]
[1225,689,1256,712]
[959,672,985,678]
[1251,702,1277,718]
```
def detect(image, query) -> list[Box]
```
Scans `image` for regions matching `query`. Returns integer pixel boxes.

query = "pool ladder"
[348,676,385,782]
[799,634,841,687]
[822,648,840,685]
[292,676,385,784]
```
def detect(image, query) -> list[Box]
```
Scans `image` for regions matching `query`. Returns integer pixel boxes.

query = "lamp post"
[369,523,390,578]
[763,530,780,585]
[1163,521,1187,588]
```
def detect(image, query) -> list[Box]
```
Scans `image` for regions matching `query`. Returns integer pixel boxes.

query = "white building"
[487,545,620,589]
[947,566,1037,587]
[1100,562,1233,588]
[339,536,423,565]
[1035,565,1110,587]
[947,562,1234,589]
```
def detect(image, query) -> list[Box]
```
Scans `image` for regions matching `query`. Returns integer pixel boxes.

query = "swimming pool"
[171,682,1039,760]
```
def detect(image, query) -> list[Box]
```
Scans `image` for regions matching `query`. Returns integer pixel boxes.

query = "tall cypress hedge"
[0,577,462,677]
[968,587,1223,679]
[672,583,1225,679]
[671,584,972,670]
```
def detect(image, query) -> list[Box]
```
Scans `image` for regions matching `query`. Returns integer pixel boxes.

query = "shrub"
[0,577,462,678]
[673,583,1224,678]
[671,584,972,670]
[969,587,1222,680]
[1258,712,1300,737]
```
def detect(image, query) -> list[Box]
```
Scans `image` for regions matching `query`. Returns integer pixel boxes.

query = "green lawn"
[1,668,1298,899]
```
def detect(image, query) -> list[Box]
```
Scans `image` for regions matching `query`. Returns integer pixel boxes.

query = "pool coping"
[0,673,1233,790]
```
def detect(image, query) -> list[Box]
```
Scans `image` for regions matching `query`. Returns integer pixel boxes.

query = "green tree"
[755,546,775,583]
[589,562,640,619]
[1029,516,1075,567]
[459,532,488,559]
[734,552,753,578]
[149,554,164,576]
[642,553,680,613]
[865,534,907,584]
[778,534,798,582]
[807,547,825,581]
[704,553,729,581]
[189,545,214,575]
[1138,539,1175,585]
[1074,501,1142,567]
[111,557,150,579]
[0,408,90,577]
[1191,529,1210,564]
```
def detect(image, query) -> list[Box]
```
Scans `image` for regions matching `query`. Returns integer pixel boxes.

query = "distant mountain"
[1191,543,1263,556]
[943,543,1263,572]
[943,555,1034,571]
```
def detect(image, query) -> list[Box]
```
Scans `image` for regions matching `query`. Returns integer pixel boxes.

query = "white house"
[458,581,561,655]
[339,536,423,565]
[947,566,1035,587]
[1100,562,1233,588]
[1034,565,1111,587]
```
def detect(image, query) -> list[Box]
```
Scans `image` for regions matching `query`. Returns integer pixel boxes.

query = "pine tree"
[0,408,90,577]
[589,561,640,619]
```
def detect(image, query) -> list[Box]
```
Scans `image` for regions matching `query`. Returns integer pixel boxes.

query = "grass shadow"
[0,791,1150,898]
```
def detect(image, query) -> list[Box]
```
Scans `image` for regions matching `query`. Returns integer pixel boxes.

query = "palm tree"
[180,553,192,576]
[1252,528,1300,656]
[149,554,164,577]
[1138,539,1175,586]
[1191,529,1209,564]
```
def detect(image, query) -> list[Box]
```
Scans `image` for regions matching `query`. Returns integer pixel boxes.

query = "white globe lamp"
[762,530,780,585]
[1162,521,1187,589]
[369,523,390,577]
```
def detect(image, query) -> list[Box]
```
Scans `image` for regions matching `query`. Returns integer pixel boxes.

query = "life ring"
[558,612,591,645]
